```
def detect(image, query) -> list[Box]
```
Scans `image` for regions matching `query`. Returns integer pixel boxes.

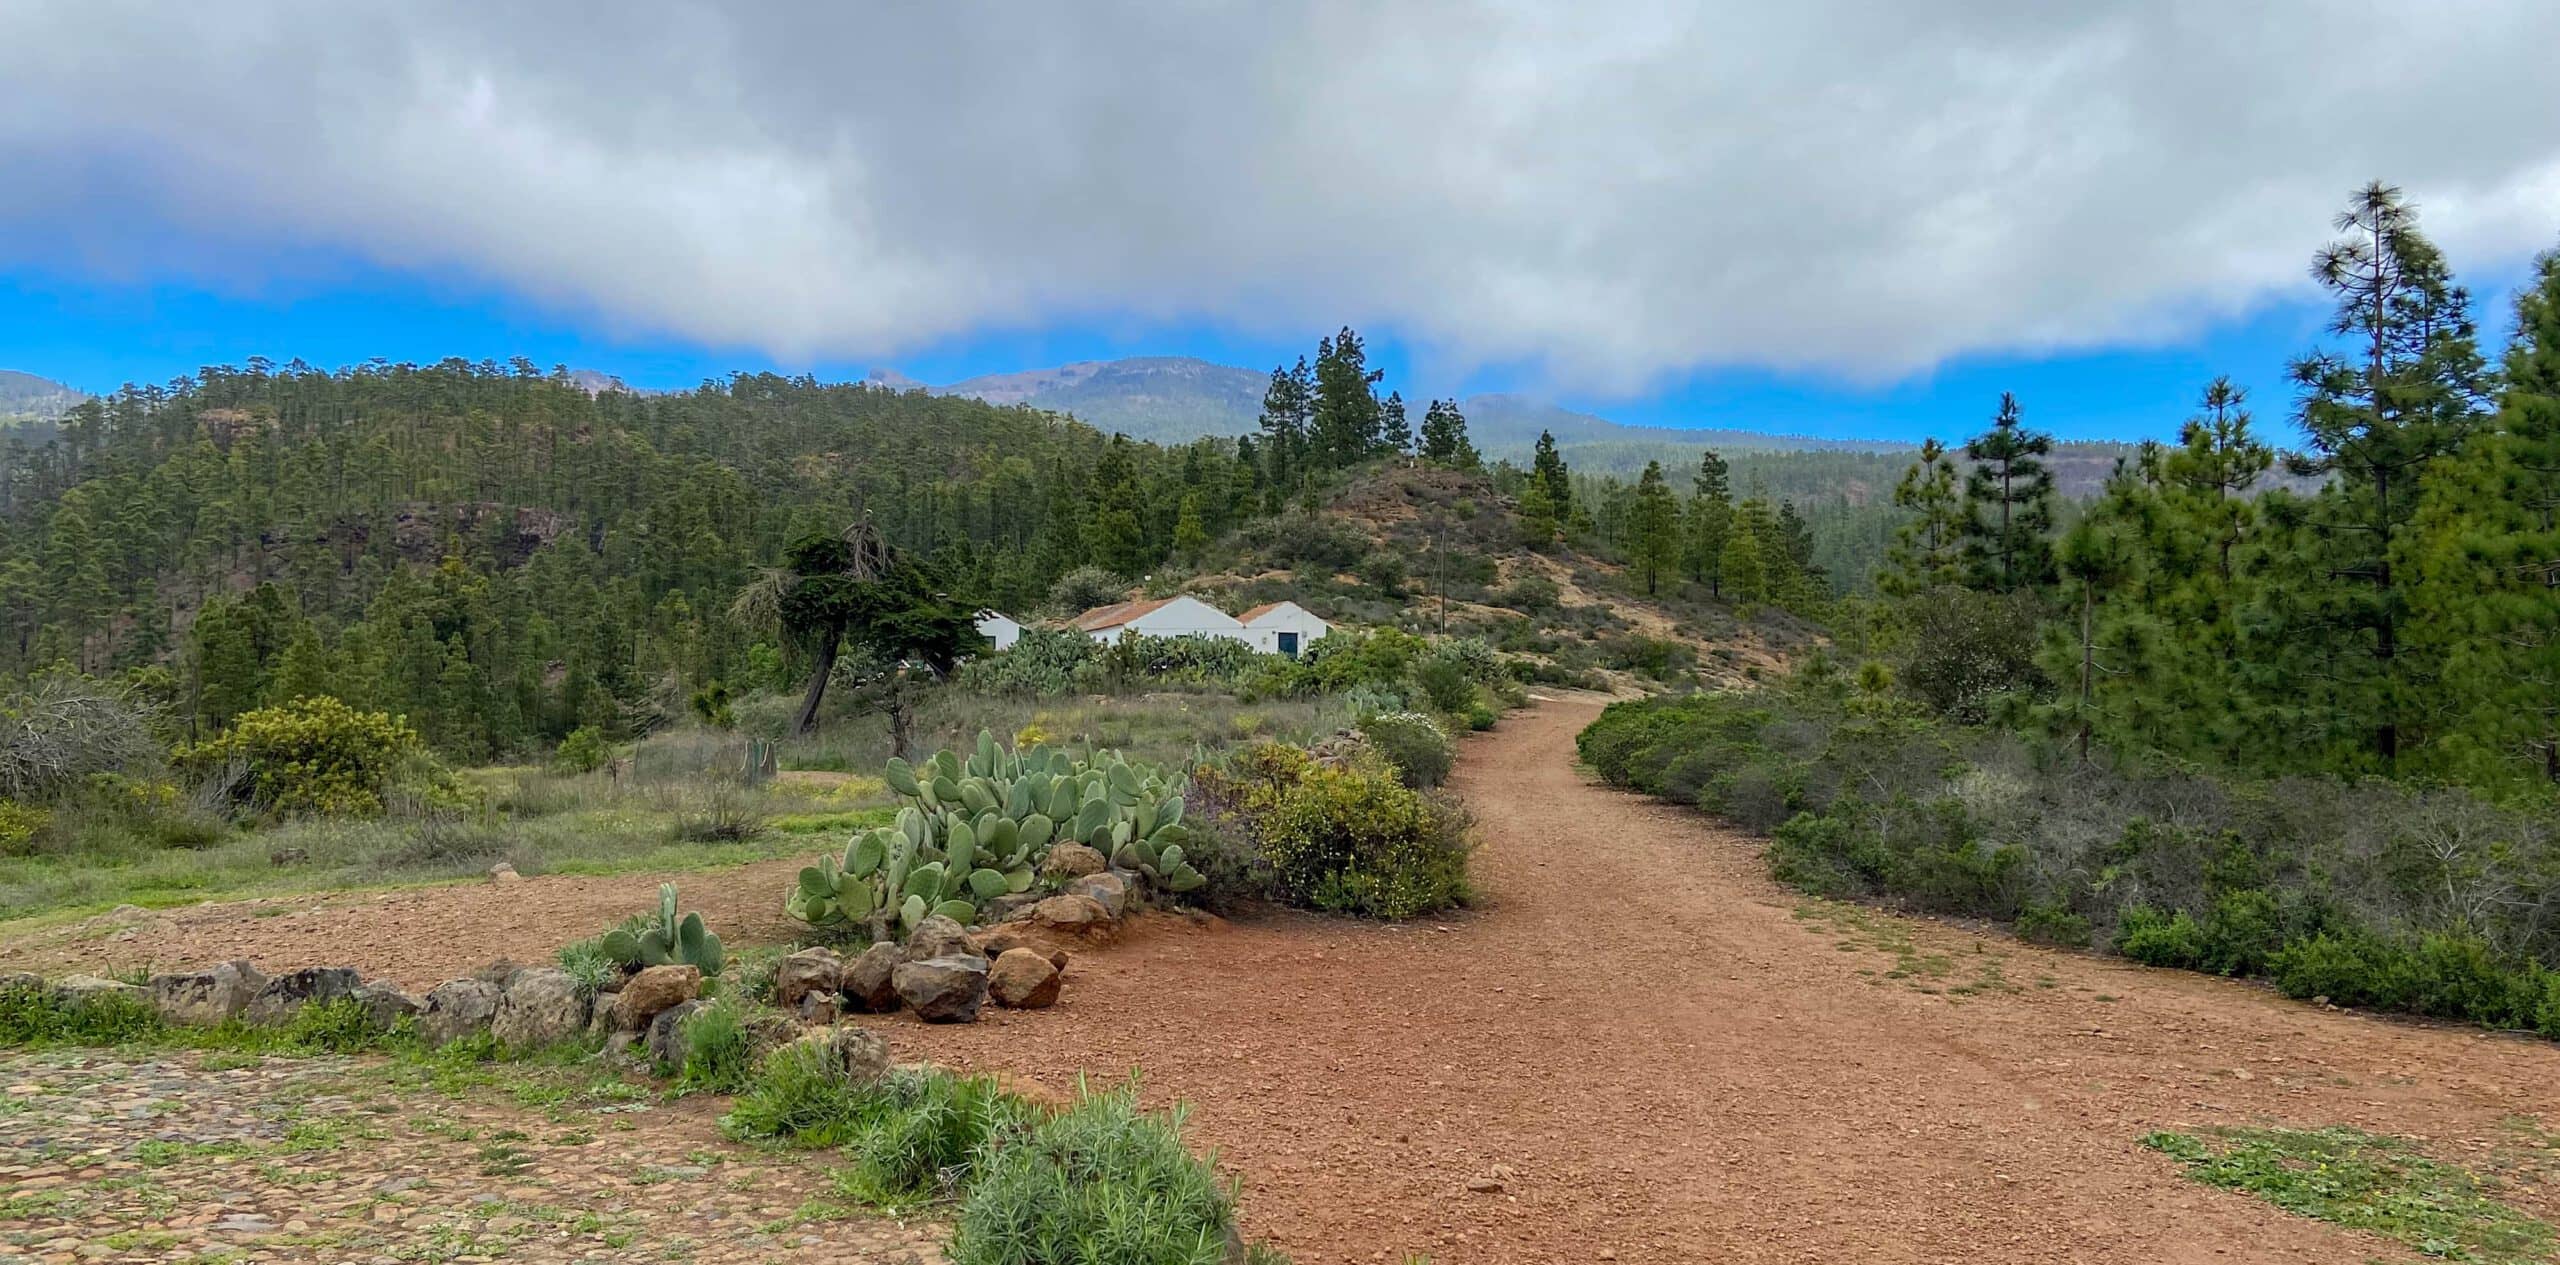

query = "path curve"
[19,696,2560,1262]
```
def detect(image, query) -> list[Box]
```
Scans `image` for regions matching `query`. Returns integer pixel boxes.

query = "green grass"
[2145,1125,2555,1264]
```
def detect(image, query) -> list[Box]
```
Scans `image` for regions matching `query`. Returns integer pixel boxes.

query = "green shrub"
[722,1034,883,1146]
[950,1082,1239,1265]
[671,1001,755,1094]
[1767,812,1875,898]
[1048,565,1127,616]
[2115,906,2207,970]
[1195,744,1470,919]
[1362,713,1454,790]
[0,979,160,1047]
[2270,931,2404,1008]
[0,800,48,856]
[1412,657,1475,714]
[2198,889,2287,977]
[1463,701,1497,732]
[839,1069,1024,1207]
[278,997,390,1054]
[176,696,465,817]
[2016,904,2092,948]
[553,725,612,774]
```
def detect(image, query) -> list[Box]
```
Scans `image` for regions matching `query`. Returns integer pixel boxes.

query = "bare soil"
[16,695,2560,1263]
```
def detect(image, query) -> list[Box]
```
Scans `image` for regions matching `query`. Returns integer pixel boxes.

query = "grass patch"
[669,1001,755,1096]
[2145,1125,2554,1264]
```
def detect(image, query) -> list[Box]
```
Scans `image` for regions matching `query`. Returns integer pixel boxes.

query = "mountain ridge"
[0,370,90,423]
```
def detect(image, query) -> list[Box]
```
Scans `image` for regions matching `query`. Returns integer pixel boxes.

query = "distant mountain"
[0,370,89,423]
[1456,393,1898,456]
[563,368,673,397]
[924,354,1900,454]
[941,356,1269,441]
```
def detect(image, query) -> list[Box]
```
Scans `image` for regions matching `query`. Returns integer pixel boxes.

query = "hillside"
[0,369,88,423]
[0,363,1262,756]
[1182,463,1815,691]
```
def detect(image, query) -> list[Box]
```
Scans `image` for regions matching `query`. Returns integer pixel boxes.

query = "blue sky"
[2,256,2535,448]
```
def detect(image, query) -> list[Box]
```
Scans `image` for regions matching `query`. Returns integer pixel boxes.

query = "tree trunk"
[887,677,914,760]
[2077,584,2096,763]
[793,630,840,735]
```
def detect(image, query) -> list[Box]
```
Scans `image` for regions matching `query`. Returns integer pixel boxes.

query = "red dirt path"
[17,695,2560,1262]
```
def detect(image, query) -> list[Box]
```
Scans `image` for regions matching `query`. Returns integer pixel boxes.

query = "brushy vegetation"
[721,1049,1257,1265]
[669,1000,756,1095]
[950,1084,1242,1265]
[1577,679,2560,1039]
[2144,1126,2554,1265]
[1360,712,1455,789]
[176,695,469,818]
[1192,743,1472,919]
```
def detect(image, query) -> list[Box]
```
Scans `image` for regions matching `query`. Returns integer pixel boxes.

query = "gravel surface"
[0,1049,941,1264]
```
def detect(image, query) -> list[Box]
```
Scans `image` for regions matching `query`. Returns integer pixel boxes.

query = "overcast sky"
[3,2,2558,424]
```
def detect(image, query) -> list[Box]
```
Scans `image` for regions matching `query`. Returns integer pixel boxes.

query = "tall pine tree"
[1958,393,2057,592]
[2286,183,2489,768]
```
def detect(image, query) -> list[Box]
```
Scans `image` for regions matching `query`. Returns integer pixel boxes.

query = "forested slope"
[0,362,1258,755]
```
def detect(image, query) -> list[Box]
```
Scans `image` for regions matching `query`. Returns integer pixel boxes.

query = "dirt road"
[19,695,2560,1262]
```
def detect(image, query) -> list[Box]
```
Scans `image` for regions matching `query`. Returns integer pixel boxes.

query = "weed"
[2145,1125,2553,1264]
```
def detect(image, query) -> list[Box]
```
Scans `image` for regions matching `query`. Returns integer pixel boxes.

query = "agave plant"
[602,882,726,975]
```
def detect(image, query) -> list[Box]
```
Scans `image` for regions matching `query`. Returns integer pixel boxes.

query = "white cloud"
[3,1,2557,390]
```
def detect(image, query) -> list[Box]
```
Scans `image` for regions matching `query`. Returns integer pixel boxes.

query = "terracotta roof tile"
[1069,596,1173,632]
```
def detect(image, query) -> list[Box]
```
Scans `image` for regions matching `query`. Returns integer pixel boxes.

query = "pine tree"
[1958,392,2057,592]
[1880,438,1963,596]
[1309,328,1384,468]
[2161,378,2273,582]
[1418,399,1480,469]
[1628,461,1681,595]
[1720,503,1771,606]
[2287,182,2490,768]
[1687,450,1732,592]
[1257,358,1313,488]
[1516,482,1559,548]
[1531,431,1572,523]
[2410,245,2560,789]
[1381,392,1412,456]
[1173,491,1210,560]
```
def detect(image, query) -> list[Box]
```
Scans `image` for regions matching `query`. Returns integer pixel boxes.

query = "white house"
[973,610,1023,651]
[1069,595,1247,645]
[1238,601,1329,659]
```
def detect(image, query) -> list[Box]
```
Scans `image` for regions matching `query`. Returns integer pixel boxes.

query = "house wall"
[1245,604,1329,656]
[974,613,1022,651]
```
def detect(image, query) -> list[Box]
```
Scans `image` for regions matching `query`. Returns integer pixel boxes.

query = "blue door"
[1276,631,1300,659]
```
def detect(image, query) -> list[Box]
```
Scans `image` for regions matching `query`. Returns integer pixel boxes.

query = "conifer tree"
[1257,358,1313,488]
[2287,182,2490,767]
[1516,482,1559,548]
[1628,461,1681,595]
[1310,328,1385,468]
[1418,399,1480,469]
[1958,393,2057,592]
[1687,450,1732,593]
[1381,392,1412,456]
[1531,430,1572,523]
[1880,438,1963,596]
[2410,245,2560,788]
